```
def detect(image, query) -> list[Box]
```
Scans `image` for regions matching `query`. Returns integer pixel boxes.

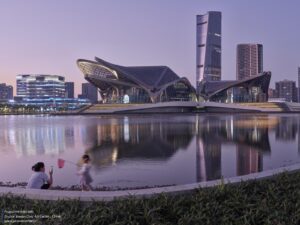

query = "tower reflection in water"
[3,114,299,187]
[84,116,196,169]
[84,114,279,183]
[196,115,277,182]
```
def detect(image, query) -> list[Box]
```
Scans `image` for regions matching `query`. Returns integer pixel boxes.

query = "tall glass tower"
[196,11,222,92]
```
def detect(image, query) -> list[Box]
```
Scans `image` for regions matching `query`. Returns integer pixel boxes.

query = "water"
[0,113,299,189]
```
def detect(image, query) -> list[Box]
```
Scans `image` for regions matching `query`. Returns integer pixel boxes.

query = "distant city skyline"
[0,0,300,95]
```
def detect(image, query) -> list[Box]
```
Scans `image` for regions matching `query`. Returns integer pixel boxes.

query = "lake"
[0,113,299,189]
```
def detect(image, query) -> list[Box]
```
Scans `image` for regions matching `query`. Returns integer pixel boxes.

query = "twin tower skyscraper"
[196,11,263,92]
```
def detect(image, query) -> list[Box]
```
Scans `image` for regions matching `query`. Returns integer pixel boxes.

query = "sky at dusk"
[0,0,300,95]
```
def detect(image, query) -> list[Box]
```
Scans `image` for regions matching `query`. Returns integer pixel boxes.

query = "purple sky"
[0,0,300,95]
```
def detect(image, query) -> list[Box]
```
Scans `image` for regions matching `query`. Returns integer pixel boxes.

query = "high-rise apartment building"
[0,83,13,100]
[65,82,74,98]
[79,83,98,103]
[196,11,221,92]
[16,74,65,99]
[236,44,263,80]
[275,80,297,102]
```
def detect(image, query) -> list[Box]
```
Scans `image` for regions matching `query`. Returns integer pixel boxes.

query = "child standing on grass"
[77,154,93,191]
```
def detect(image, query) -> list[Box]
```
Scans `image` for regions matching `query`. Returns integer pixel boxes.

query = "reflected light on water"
[0,114,299,188]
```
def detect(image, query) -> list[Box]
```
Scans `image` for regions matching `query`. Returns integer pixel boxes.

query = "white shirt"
[78,163,93,184]
[26,172,48,189]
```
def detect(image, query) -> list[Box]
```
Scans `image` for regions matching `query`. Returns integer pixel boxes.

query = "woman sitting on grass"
[26,162,53,189]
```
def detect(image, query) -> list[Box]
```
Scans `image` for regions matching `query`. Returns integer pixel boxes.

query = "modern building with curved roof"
[77,57,197,104]
[198,72,271,103]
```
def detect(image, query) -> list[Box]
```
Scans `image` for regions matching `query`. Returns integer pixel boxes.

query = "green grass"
[1,172,300,225]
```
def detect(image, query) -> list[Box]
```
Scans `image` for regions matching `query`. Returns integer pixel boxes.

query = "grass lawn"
[1,172,300,225]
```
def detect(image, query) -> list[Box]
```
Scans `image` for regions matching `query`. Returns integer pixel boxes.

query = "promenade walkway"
[1,163,300,202]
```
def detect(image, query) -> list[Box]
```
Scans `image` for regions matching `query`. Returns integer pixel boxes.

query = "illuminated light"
[123,94,130,104]
[124,116,130,142]
[111,147,118,164]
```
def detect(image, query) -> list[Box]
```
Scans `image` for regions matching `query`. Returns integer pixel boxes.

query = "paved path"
[1,163,300,202]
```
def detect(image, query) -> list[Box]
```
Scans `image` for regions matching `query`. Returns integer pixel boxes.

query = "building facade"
[196,11,222,92]
[77,57,197,104]
[65,82,74,98]
[0,83,13,100]
[16,74,65,99]
[236,44,263,80]
[79,83,98,103]
[198,72,271,103]
[275,80,298,102]
[268,88,277,99]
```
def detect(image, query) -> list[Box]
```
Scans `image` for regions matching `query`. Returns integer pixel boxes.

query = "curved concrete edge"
[1,163,300,202]
[81,101,270,114]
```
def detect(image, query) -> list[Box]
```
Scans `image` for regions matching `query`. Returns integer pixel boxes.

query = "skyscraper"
[65,82,74,98]
[236,44,263,80]
[196,11,221,92]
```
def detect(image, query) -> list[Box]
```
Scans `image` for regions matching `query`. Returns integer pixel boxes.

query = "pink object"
[58,158,65,169]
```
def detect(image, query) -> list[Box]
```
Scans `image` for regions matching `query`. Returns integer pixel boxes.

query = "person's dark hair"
[32,162,45,172]
[82,154,90,161]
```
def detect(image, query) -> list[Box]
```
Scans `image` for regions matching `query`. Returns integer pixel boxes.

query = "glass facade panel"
[210,86,267,103]
[196,11,221,93]
[105,86,151,104]
[160,81,197,102]
[16,75,65,99]
[199,72,271,103]
[78,62,118,80]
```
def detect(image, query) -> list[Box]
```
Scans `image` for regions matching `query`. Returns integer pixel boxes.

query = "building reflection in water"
[85,116,196,169]
[196,115,277,181]
[0,127,69,157]
[3,114,300,184]
[0,117,80,157]
[237,146,262,176]
[275,116,297,141]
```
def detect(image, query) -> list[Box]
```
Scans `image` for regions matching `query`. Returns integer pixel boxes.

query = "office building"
[77,57,196,103]
[275,80,297,102]
[79,83,98,103]
[16,74,65,99]
[196,11,222,92]
[236,44,263,80]
[0,83,13,100]
[65,82,74,98]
